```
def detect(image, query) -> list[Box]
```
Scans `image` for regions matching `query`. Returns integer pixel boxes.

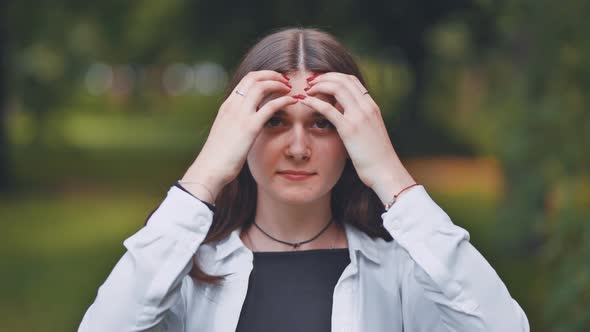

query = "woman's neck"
[241,190,348,252]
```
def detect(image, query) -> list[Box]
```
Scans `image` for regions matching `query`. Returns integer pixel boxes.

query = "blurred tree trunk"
[0,1,9,193]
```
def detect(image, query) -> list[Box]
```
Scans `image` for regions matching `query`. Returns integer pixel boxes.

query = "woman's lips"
[278,172,316,181]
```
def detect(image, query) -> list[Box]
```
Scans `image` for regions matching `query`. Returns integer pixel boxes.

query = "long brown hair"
[172,27,392,285]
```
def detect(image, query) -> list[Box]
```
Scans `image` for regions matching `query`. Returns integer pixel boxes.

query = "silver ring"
[235,89,246,97]
[362,91,369,95]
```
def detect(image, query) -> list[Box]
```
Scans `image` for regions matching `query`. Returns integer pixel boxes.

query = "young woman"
[78,28,530,331]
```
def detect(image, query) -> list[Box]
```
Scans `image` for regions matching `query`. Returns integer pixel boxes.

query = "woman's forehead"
[260,92,336,114]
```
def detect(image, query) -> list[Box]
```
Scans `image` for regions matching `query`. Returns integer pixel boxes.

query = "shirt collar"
[343,222,383,265]
[213,222,383,265]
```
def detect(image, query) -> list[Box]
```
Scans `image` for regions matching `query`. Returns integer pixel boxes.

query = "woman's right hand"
[180,70,297,202]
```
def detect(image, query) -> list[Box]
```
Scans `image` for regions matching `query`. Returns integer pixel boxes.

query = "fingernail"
[292,94,307,100]
[281,73,290,81]
[282,82,292,88]
[303,87,310,92]
[306,73,325,82]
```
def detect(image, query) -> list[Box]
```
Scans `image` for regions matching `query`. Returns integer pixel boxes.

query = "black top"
[235,248,351,332]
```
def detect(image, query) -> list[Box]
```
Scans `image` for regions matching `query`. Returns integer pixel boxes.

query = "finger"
[305,81,362,115]
[348,74,368,96]
[298,95,347,132]
[234,70,290,97]
[242,80,292,111]
[254,95,299,128]
[309,72,369,107]
[346,75,380,111]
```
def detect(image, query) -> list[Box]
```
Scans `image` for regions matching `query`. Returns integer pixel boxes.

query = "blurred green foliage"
[423,1,590,330]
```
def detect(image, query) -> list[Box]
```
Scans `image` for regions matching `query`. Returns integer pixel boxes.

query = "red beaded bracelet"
[384,183,420,210]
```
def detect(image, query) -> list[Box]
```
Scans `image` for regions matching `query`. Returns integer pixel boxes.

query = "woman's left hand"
[300,72,415,199]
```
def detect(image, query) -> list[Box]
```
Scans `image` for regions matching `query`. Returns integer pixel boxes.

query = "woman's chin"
[273,189,321,205]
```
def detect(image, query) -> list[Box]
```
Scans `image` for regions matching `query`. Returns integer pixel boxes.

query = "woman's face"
[246,71,348,205]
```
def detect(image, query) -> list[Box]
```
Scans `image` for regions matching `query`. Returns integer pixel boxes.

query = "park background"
[0,0,588,331]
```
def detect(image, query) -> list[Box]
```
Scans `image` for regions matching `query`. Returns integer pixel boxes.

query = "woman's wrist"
[177,180,217,205]
[371,161,417,208]
[174,181,217,212]
[180,167,224,204]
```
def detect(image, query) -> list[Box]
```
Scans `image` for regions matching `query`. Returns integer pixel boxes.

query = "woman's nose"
[284,126,311,160]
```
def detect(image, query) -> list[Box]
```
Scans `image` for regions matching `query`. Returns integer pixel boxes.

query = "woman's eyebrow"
[275,110,325,118]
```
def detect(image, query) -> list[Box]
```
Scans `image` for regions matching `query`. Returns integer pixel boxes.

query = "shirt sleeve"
[77,185,214,332]
[382,185,530,332]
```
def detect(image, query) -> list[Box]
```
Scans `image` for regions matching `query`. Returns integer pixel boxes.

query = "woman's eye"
[265,117,283,127]
[265,117,334,130]
[314,119,334,129]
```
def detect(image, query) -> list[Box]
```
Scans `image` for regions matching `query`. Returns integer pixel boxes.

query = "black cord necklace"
[253,217,334,249]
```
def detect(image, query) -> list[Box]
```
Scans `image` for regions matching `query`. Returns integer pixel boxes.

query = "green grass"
[0,190,162,332]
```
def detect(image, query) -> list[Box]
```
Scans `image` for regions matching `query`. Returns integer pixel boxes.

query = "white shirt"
[78,184,530,332]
